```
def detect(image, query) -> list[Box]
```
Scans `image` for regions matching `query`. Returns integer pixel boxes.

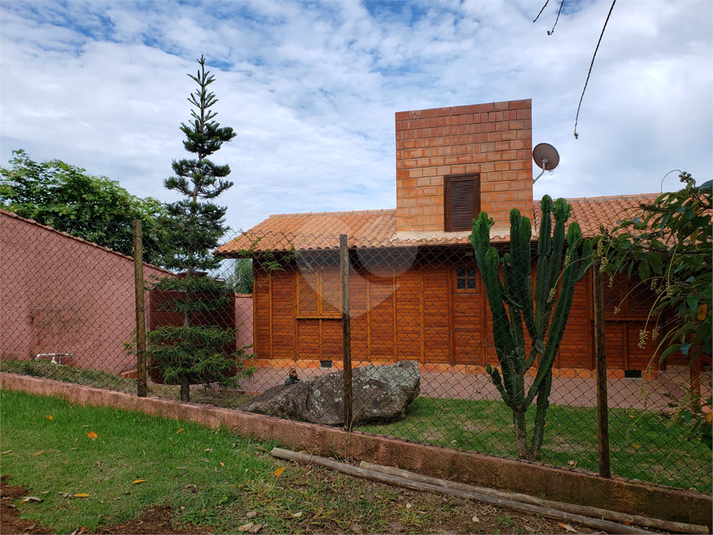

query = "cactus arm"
[486,364,512,407]
[529,367,553,459]
[525,226,583,405]
[472,213,518,394]
[510,210,537,339]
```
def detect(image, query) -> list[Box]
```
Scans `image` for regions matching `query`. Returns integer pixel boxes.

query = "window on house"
[455,266,477,290]
[445,174,480,232]
[297,267,341,318]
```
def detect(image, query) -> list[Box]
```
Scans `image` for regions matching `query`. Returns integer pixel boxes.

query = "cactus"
[470,196,592,460]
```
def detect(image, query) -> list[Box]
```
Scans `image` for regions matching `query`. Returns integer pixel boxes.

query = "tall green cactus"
[470,196,592,460]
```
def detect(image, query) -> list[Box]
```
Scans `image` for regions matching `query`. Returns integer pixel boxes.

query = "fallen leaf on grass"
[237,523,262,533]
[246,511,257,519]
[20,496,43,503]
[274,466,285,476]
[46,415,54,420]
[74,493,90,498]
[292,512,303,518]
[184,484,198,493]
[471,516,480,523]
[87,432,98,440]
[132,479,146,485]
[2,450,12,454]
[220,462,225,467]
[34,451,44,456]
[175,428,185,434]
[631,443,640,449]
[558,522,577,532]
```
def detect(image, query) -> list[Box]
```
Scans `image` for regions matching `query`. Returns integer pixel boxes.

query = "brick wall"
[395,100,533,235]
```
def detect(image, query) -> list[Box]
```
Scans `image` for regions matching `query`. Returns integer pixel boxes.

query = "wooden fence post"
[593,261,611,478]
[340,234,353,431]
[133,220,148,398]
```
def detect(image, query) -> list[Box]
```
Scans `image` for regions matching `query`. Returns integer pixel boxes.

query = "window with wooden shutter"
[444,174,480,232]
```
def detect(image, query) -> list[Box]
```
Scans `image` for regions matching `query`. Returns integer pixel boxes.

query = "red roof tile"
[216,193,661,255]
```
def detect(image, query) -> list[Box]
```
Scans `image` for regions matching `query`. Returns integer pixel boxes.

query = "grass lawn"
[1,390,601,535]
[3,360,710,493]
[358,397,713,492]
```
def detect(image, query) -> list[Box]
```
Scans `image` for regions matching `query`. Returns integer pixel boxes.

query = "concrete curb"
[2,372,710,528]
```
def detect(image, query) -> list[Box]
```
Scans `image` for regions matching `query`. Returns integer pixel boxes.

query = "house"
[217,100,674,376]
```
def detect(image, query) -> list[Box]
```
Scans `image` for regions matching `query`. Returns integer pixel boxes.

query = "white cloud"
[1,0,711,234]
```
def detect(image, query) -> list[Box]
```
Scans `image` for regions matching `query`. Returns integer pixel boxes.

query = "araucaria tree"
[471,197,592,460]
[148,55,245,402]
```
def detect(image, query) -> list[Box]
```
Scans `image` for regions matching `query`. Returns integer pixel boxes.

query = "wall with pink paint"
[235,294,254,355]
[0,211,169,374]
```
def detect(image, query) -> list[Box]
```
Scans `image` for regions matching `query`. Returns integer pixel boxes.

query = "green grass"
[3,359,710,492]
[1,390,584,535]
[357,397,712,492]
[0,360,248,409]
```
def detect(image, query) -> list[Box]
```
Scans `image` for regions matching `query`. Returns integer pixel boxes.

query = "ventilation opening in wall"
[624,370,642,379]
[320,360,333,368]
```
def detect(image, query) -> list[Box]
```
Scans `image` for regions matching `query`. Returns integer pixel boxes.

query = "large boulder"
[239,360,420,426]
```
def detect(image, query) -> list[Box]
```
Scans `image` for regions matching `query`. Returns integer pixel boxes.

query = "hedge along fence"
[1,211,710,494]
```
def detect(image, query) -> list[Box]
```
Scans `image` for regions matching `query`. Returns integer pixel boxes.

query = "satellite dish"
[532,142,560,184]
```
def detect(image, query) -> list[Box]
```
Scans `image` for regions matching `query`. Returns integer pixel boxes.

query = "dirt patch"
[93,505,211,534]
[1,475,209,535]
[1,475,54,535]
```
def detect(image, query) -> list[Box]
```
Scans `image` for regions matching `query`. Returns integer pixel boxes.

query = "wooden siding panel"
[557,273,593,369]
[422,265,451,363]
[350,268,370,361]
[452,264,486,366]
[253,269,272,359]
[369,273,396,361]
[271,269,296,360]
[604,322,626,370]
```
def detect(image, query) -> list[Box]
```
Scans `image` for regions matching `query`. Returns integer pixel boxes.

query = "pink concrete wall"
[0,211,169,374]
[235,294,254,355]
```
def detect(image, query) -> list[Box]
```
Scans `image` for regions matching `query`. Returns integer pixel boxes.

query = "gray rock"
[239,360,420,426]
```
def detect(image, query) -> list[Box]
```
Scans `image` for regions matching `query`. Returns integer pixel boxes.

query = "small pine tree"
[148,55,245,402]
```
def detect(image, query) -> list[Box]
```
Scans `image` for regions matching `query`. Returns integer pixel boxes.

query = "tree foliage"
[596,172,711,364]
[147,55,247,402]
[471,197,592,460]
[0,150,167,265]
[595,172,711,448]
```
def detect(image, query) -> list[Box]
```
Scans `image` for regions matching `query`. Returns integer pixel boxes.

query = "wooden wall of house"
[252,252,661,372]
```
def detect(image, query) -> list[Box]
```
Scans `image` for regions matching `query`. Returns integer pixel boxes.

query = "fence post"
[592,261,611,478]
[133,220,148,398]
[340,234,353,431]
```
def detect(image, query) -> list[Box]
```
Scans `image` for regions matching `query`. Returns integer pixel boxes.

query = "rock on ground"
[239,360,420,426]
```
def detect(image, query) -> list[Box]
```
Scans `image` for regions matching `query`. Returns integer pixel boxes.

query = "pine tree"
[148,55,245,402]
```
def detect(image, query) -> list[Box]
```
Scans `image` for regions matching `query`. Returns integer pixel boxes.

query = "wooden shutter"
[445,174,480,231]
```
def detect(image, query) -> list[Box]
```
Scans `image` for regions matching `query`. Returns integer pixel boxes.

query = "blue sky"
[1,0,711,234]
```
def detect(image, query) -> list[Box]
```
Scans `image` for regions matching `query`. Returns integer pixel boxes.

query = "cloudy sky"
[1,0,711,234]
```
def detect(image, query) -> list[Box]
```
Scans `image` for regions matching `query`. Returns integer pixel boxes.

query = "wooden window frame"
[444,173,480,232]
[296,268,341,319]
[454,266,478,292]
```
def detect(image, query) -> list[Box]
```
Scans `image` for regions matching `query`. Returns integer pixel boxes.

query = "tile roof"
[215,193,661,255]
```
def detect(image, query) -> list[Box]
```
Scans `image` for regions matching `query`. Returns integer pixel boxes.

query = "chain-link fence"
[1,211,710,493]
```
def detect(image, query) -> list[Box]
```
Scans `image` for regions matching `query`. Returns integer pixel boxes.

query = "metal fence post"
[133,219,148,397]
[340,234,353,431]
[593,261,611,478]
